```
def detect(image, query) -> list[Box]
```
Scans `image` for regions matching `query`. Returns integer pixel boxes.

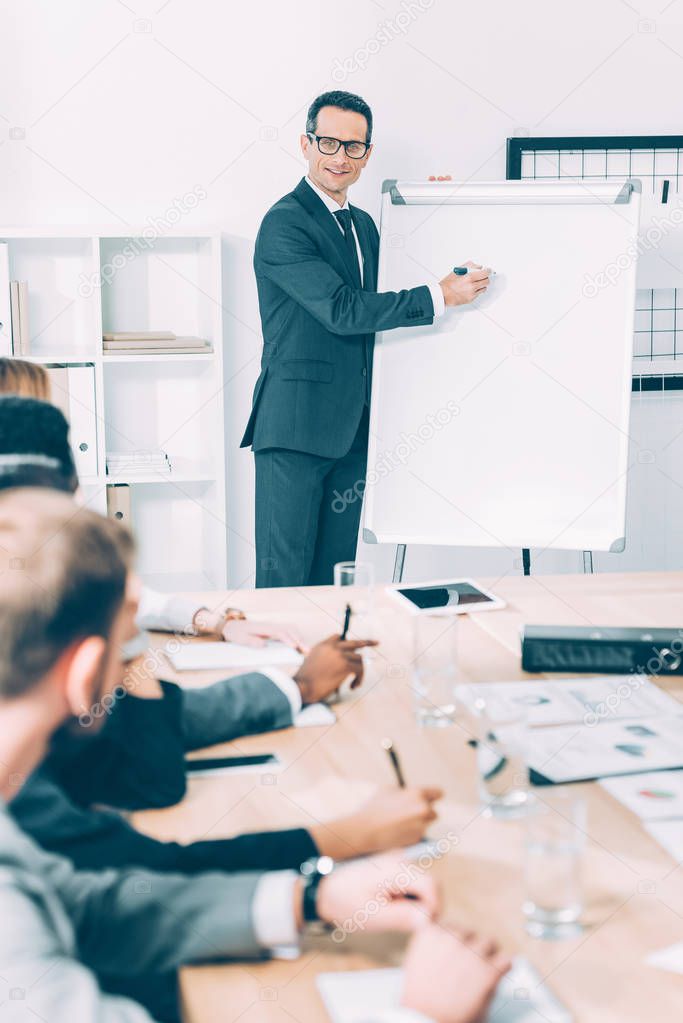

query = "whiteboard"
[363,180,641,553]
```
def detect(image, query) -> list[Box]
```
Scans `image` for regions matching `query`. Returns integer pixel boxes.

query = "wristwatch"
[299,855,335,924]
[223,607,246,622]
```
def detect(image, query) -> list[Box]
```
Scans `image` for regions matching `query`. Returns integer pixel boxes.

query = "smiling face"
[301,105,372,204]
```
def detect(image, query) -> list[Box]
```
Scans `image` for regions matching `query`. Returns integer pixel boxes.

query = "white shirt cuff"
[427,281,445,318]
[260,669,302,717]
[252,870,301,951]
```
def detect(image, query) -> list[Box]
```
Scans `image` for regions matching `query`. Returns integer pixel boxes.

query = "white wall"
[3,0,683,585]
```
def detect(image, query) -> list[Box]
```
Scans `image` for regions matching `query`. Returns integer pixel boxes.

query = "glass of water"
[333,561,374,590]
[475,698,529,819]
[333,561,376,684]
[333,560,375,630]
[411,613,458,727]
[524,791,585,940]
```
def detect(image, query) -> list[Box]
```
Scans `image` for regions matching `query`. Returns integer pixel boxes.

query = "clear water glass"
[524,791,585,940]
[333,561,375,626]
[412,613,458,727]
[475,698,529,819]
[333,561,376,683]
[333,561,374,590]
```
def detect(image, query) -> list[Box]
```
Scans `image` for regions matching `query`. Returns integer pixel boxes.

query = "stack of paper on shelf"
[102,331,212,355]
[9,281,30,355]
[106,450,172,476]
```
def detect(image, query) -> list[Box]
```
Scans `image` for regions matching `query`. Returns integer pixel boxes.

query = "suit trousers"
[254,407,369,587]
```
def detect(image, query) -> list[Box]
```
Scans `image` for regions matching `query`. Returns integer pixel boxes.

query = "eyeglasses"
[307,134,370,159]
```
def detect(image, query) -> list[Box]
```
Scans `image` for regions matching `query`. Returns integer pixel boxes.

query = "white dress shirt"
[304,176,445,317]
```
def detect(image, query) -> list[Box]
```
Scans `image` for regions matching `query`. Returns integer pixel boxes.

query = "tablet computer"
[387,578,505,615]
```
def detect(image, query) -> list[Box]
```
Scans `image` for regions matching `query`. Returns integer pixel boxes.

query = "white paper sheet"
[526,716,683,783]
[600,770,683,821]
[316,957,572,1023]
[456,677,679,728]
[646,941,683,975]
[165,640,304,672]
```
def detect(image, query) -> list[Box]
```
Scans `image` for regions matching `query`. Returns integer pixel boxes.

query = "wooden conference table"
[135,571,683,1023]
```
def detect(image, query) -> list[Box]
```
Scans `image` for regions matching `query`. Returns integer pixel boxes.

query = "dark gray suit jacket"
[10,676,317,873]
[241,177,435,459]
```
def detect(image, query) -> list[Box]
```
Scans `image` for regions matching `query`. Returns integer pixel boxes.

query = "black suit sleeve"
[10,769,318,873]
[46,682,188,812]
[255,208,434,336]
[45,674,296,814]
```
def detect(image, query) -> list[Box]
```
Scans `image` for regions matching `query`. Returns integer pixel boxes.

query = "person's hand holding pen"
[439,260,491,307]
[425,175,492,308]
[293,633,377,704]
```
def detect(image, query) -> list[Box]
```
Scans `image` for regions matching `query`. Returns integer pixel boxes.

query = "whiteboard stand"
[392,544,407,583]
[363,178,639,581]
[522,548,531,576]
[583,551,594,574]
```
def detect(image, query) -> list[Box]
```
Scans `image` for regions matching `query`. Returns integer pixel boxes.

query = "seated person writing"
[0,395,443,875]
[0,488,509,1023]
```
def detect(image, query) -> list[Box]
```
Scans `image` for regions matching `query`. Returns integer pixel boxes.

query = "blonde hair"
[0,358,51,400]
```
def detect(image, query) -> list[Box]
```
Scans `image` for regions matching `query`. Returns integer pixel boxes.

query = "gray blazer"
[0,802,264,1022]
[241,178,435,459]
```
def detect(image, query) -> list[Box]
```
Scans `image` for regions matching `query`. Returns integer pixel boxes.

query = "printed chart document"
[165,640,304,672]
[527,717,683,784]
[316,957,572,1023]
[456,677,680,728]
[600,770,683,821]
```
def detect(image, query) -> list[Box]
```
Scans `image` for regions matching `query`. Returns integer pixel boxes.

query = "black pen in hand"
[381,737,406,788]
[340,603,352,640]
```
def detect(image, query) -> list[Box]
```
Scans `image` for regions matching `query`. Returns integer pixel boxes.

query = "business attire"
[7,674,318,1022]
[0,802,302,1023]
[10,674,318,871]
[0,802,434,1023]
[242,176,444,587]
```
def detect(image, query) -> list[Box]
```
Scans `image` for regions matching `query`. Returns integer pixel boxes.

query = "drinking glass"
[333,561,376,684]
[523,791,585,939]
[411,613,459,727]
[475,698,529,819]
[333,561,374,629]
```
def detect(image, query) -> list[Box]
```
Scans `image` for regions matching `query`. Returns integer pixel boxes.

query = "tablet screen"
[397,581,494,611]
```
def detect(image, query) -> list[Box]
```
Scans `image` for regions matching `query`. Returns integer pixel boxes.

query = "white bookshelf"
[0,229,227,591]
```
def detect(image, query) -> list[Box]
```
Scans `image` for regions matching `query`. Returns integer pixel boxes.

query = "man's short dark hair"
[306,91,373,143]
[0,489,134,698]
[0,396,78,495]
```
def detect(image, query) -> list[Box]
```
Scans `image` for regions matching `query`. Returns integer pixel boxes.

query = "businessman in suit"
[242,90,490,587]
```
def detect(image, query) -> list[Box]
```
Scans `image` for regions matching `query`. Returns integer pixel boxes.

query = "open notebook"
[164,640,304,672]
[316,957,572,1023]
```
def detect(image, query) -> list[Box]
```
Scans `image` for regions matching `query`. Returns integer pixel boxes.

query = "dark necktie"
[334,209,362,287]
